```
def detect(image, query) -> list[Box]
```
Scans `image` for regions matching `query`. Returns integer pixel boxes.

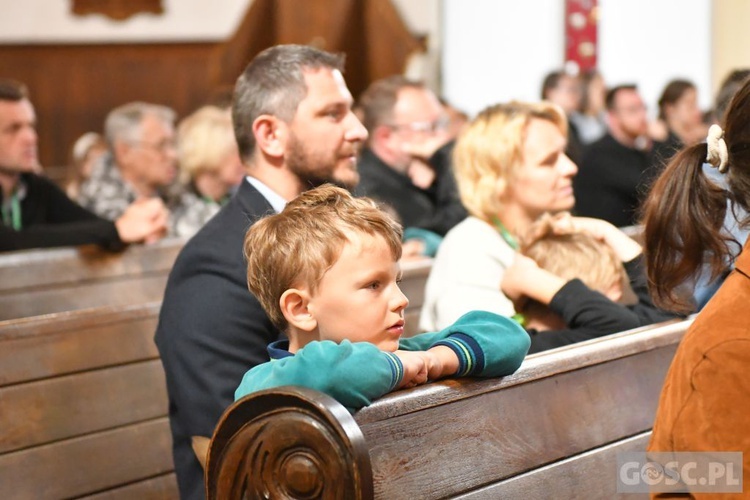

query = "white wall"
[442,0,712,118]
[442,0,565,116]
[0,0,713,118]
[0,0,249,42]
[599,0,712,117]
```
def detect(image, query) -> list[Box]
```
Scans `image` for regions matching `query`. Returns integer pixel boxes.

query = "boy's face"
[306,231,409,351]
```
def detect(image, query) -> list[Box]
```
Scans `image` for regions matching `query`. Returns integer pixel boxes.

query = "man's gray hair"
[232,44,345,161]
[104,101,176,148]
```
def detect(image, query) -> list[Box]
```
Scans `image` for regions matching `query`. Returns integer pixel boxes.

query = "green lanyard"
[492,216,526,327]
[1,193,21,231]
[491,216,518,250]
[201,195,230,206]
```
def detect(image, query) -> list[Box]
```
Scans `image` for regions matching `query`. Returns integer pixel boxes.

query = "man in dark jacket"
[355,76,467,242]
[573,84,654,228]
[0,79,168,252]
[154,45,368,500]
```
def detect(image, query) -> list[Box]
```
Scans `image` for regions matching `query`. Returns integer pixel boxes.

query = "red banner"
[565,0,598,73]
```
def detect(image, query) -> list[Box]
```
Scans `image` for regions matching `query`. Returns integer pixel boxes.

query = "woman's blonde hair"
[520,214,624,295]
[177,105,236,183]
[244,184,403,331]
[454,101,567,223]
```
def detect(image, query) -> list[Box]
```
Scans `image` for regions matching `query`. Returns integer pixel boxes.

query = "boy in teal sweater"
[235,184,530,411]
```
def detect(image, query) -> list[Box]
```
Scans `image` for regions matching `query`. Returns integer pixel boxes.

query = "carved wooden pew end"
[206,387,374,499]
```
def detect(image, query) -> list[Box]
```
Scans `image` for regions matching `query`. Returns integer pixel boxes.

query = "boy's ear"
[252,114,287,159]
[279,288,317,332]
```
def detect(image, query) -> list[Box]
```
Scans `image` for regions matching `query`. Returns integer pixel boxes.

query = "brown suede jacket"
[649,241,750,499]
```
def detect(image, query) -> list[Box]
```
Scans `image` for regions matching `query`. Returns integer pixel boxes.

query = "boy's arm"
[400,310,530,379]
[234,340,414,411]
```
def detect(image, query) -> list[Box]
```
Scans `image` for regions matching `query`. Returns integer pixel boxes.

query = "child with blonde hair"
[501,213,678,354]
[236,184,530,411]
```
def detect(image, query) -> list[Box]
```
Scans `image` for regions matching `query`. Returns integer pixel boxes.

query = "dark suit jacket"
[0,173,122,252]
[154,180,280,500]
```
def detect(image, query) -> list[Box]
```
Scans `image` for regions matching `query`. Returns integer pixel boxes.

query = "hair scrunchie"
[706,124,729,173]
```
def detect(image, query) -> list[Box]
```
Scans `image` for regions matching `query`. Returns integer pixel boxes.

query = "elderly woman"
[420,101,577,331]
[171,105,246,237]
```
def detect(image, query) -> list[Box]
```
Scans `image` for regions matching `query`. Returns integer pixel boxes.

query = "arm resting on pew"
[235,311,530,412]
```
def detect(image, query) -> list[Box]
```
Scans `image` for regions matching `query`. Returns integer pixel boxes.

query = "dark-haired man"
[154,44,368,499]
[0,79,168,252]
[573,84,653,228]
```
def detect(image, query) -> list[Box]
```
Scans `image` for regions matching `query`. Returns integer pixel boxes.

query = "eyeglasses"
[134,139,177,154]
[388,115,450,134]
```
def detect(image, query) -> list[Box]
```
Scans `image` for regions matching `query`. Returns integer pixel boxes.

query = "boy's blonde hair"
[454,101,567,223]
[244,184,403,331]
[521,214,624,296]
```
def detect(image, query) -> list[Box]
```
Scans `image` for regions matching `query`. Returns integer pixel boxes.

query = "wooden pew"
[399,258,432,337]
[0,237,186,321]
[0,302,177,499]
[205,317,691,499]
[0,257,432,498]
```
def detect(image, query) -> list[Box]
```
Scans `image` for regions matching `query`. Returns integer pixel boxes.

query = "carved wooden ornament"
[71,0,164,22]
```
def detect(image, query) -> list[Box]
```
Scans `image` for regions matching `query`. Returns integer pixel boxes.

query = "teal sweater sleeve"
[234,339,403,411]
[399,310,531,377]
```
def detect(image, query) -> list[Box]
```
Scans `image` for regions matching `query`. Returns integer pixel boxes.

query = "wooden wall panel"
[0,0,423,170]
[0,43,220,168]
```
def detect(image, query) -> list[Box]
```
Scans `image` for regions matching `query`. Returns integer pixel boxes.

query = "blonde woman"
[171,105,245,237]
[420,101,577,331]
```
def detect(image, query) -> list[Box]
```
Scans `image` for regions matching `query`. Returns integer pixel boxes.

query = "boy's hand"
[394,350,428,389]
[425,345,459,379]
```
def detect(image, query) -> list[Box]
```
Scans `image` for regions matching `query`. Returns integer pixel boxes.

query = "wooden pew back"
[0,237,186,321]
[0,256,431,497]
[0,302,178,499]
[206,318,691,499]
[399,258,432,337]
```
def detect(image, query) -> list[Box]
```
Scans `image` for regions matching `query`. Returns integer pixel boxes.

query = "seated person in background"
[78,101,182,226]
[170,105,245,238]
[355,75,467,256]
[573,84,654,228]
[540,69,584,165]
[0,79,168,252]
[235,184,530,411]
[501,213,680,354]
[651,79,707,169]
[438,96,469,141]
[65,131,107,200]
[569,69,608,146]
[421,101,577,331]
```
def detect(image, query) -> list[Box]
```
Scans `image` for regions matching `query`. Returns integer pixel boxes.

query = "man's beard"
[286,134,357,192]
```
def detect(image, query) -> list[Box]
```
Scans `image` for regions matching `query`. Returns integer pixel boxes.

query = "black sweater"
[527,256,680,354]
[0,173,122,252]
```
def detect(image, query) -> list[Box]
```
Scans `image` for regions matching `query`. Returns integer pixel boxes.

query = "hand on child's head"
[394,350,429,389]
[549,211,574,235]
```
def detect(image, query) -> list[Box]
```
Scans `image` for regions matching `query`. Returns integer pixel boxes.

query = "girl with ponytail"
[643,77,750,495]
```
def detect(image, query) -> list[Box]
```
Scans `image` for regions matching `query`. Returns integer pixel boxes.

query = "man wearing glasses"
[78,101,182,229]
[355,76,467,253]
